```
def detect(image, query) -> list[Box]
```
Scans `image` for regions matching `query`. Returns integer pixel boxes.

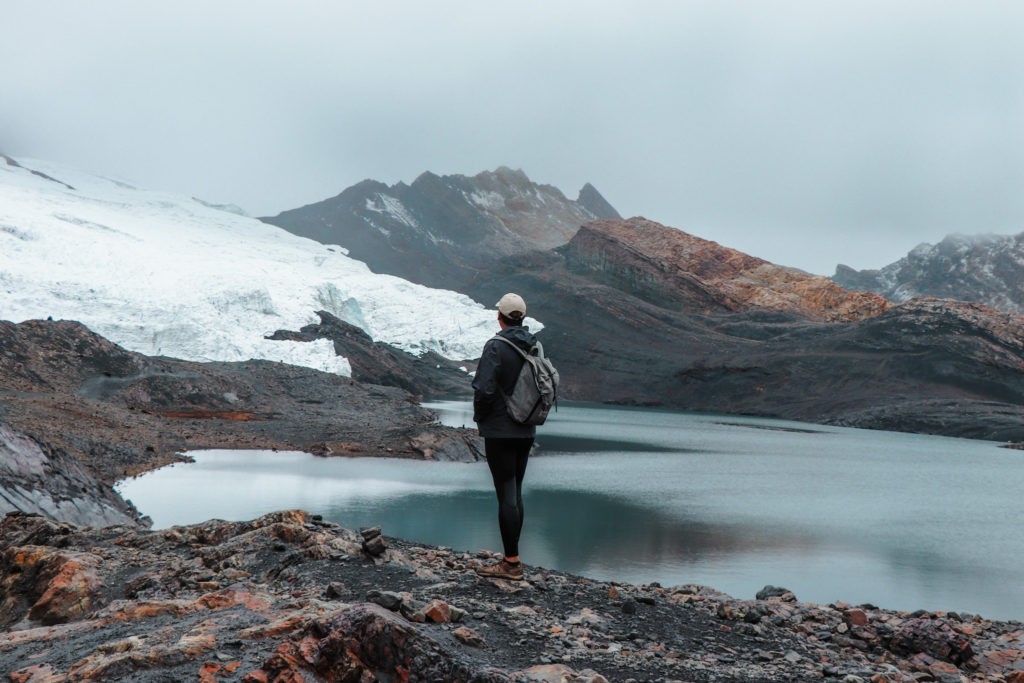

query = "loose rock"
[3,511,1023,683]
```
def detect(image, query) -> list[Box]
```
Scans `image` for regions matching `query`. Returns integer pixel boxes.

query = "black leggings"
[484,437,532,558]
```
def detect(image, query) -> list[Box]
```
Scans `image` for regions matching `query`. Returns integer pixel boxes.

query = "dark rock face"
[577,182,621,220]
[669,299,1024,442]
[0,318,482,526]
[833,232,1024,314]
[0,425,139,527]
[3,511,1023,682]
[262,167,617,292]
[884,618,975,665]
[267,310,473,397]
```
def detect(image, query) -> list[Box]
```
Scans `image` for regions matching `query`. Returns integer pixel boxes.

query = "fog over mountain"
[3,2,1022,274]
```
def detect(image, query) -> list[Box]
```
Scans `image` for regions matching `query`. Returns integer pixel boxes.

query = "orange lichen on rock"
[4,548,104,626]
[239,614,311,639]
[7,663,64,683]
[101,600,192,623]
[195,589,272,613]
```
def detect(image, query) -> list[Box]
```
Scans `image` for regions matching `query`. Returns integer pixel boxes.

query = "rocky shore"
[3,510,1023,683]
[0,318,481,527]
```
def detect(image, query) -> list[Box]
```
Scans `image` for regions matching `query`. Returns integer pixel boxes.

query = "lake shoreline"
[116,402,1024,622]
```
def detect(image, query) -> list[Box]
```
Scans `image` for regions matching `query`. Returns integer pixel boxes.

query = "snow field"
[0,159,503,375]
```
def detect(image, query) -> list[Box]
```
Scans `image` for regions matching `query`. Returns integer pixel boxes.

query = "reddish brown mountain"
[460,219,1024,441]
[567,218,890,322]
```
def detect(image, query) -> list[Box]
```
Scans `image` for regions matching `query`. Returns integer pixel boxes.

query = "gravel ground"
[3,511,1022,682]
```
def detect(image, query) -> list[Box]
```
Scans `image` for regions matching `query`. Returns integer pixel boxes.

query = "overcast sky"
[3,1,1022,274]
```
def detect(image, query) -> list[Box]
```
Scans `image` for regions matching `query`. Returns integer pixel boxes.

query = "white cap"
[496,292,527,320]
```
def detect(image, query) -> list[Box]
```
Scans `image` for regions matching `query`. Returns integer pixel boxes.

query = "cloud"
[2,0,1022,274]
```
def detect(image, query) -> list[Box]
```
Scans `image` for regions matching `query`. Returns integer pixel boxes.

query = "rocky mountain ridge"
[262,167,620,292]
[269,197,1024,440]
[833,231,1024,314]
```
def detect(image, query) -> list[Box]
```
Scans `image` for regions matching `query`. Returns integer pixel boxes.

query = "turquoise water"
[117,401,1024,621]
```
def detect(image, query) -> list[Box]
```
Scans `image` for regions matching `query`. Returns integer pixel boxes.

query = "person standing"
[472,292,536,580]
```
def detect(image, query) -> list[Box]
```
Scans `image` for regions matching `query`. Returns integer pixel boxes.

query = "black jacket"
[472,325,538,439]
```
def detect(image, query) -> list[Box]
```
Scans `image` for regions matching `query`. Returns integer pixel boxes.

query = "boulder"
[756,585,796,601]
[0,543,104,627]
[884,618,974,665]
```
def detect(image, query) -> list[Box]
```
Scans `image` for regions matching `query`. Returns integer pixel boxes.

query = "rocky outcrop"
[0,424,139,527]
[576,183,621,221]
[1,154,76,191]
[3,511,1023,682]
[0,318,482,525]
[567,218,890,322]
[262,167,618,291]
[833,231,1024,314]
[267,310,473,397]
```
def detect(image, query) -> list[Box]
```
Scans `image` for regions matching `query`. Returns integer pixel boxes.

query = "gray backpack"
[491,336,560,426]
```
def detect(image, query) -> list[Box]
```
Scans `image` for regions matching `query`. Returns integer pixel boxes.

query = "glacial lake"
[116,401,1024,621]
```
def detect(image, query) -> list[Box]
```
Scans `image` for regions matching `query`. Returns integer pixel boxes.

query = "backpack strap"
[491,335,543,359]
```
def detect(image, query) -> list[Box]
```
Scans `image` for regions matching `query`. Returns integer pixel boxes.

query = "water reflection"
[117,402,1024,620]
[524,489,818,576]
[533,435,681,453]
[324,487,817,572]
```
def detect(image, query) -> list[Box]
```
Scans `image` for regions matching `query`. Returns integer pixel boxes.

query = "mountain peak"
[832,230,1024,313]
[488,166,531,184]
[263,167,622,291]
[577,183,621,220]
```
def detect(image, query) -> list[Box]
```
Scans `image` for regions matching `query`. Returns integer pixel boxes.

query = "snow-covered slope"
[0,157,504,374]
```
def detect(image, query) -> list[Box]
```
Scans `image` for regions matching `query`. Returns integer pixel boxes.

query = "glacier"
[0,157,504,375]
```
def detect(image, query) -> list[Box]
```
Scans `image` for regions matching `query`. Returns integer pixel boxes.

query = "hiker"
[472,292,537,581]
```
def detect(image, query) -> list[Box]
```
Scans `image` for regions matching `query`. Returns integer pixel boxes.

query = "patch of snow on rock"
[365,193,419,228]
[467,190,505,211]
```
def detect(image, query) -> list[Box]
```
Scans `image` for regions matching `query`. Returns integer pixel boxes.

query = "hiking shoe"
[475,559,524,581]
